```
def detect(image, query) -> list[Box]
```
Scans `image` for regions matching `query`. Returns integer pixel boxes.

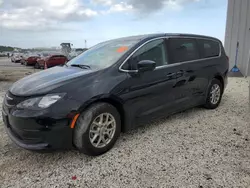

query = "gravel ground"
[0,78,249,188]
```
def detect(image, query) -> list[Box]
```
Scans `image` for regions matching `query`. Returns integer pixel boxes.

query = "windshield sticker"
[117,46,128,53]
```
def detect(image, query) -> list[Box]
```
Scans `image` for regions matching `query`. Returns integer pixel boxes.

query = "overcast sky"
[0,0,227,48]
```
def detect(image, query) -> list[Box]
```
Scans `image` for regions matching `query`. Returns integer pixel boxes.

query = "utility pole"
[85,40,87,48]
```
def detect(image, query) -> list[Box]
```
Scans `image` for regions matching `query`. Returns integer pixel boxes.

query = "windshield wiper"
[70,64,91,69]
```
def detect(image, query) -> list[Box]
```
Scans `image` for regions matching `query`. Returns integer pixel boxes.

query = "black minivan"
[2,33,229,156]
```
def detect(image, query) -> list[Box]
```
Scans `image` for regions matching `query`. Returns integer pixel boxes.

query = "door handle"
[177,70,184,74]
[166,73,176,77]
[176,70,184,77]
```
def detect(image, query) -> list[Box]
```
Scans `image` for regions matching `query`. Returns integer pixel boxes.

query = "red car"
[22,54,41,66]
[36,54,68,69]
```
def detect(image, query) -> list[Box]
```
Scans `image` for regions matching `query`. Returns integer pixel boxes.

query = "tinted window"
[53,55,65,59]
[168,38,199,63]
[125,39,167,70]
[198,39,220,58]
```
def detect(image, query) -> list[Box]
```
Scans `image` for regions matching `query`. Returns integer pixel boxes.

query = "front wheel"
[73,103,121,156]
[204,78,223,109]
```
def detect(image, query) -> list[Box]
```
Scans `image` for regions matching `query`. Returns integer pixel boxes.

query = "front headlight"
[17,93,65,110]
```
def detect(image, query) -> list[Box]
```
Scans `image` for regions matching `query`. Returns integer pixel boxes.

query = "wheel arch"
[213,74,224,93]
[205,73,225,100]
[78,95,126,132]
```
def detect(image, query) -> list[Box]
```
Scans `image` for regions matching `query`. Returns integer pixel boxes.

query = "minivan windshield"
[66,38,139,69]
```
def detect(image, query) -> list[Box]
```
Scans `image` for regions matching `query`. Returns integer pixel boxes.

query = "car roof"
[50,53,65,56]
[107,33,221,43]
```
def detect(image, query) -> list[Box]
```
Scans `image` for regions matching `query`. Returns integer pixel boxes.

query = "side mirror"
[137,60,156,72]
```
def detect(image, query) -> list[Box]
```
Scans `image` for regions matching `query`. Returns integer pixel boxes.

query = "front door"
[120,38,179,126]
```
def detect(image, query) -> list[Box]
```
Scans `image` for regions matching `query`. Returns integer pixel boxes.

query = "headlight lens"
[17,98,41,109]
[38,95,62,108]
[17,93,65,109]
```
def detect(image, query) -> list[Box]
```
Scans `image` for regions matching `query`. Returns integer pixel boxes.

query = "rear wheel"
[73,103,121,156]
[204,78,223,109]
[34,62,40,69]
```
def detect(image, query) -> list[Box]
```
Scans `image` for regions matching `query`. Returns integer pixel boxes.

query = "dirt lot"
[0,57,40,82]
[0,57,249,188]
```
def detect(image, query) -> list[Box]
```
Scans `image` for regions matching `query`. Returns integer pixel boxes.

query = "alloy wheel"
[89,113,116,148]
[210,84,221,105]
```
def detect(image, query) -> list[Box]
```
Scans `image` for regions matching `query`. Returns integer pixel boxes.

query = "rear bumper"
[26,60,37,65]
[2,107,74,151]
[224,75,228,89]
[223,72,228,92]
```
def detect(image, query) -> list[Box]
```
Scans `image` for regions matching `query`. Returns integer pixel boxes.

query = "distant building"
[224,0,250,76]
[60,43,72,58]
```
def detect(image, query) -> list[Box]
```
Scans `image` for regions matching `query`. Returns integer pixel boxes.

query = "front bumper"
[5,125,49,150]
[2,105,74,151]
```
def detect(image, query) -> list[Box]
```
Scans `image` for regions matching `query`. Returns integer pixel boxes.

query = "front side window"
[123,39,167,70]
[197,39,220,58]
[168,38,199,63]
[66,39,139,69]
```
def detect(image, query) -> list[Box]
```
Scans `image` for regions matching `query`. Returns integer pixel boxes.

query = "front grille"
[5,91,27,107]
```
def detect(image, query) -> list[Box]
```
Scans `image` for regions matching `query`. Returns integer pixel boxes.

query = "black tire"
[34,62,40,69]
[204,78,223,109]
[73,103,121,156]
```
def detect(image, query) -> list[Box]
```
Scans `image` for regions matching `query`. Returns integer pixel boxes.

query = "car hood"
[10,66,95,96]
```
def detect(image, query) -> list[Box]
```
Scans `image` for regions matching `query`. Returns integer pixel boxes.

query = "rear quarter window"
[197,39,220,58]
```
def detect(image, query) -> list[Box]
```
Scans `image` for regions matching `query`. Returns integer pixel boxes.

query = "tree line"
[0,46,22,52]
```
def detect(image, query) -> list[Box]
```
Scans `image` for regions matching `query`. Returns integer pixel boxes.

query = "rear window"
[53,55,65,58]
[197,39,220,58]
[168,38,199,63]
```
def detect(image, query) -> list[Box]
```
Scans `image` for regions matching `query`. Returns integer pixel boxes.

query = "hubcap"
[89,113,116,148]
[210,84,221,105]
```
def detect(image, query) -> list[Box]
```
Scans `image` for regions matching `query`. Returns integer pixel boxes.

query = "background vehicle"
[36,54,68,69]
[11,53,22,63]
[22,54,40,66]
[2,34,228,156]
